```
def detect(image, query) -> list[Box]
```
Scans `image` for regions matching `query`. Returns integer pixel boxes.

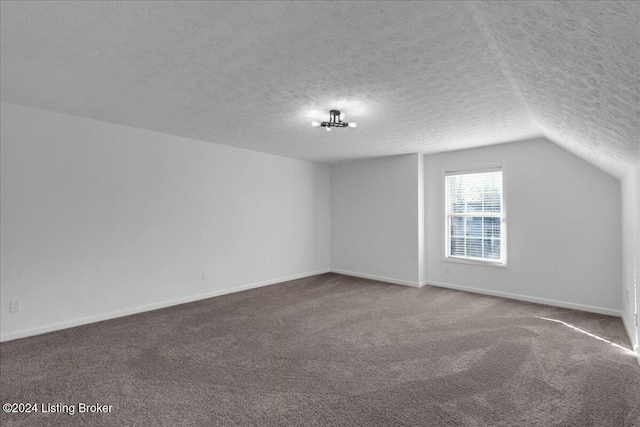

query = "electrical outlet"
[202,272,208,281]
[9,300,20,313]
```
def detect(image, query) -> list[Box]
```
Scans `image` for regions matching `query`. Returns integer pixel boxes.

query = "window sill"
[443,256,507,268]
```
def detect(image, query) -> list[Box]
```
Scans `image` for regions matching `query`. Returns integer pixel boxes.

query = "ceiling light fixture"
[311,110,357,130]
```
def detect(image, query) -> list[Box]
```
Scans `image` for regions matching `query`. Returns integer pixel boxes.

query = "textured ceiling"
[471,1,640,176]
[1,1,638,176]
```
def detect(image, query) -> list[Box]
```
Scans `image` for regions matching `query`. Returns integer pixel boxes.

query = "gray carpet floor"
[1,273,639,426]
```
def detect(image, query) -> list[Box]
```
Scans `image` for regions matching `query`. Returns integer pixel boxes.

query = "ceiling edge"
[464,1,540,132]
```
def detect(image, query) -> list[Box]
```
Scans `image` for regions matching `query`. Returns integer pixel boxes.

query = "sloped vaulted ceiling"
[469,1,640,177]
[1,1,638,177]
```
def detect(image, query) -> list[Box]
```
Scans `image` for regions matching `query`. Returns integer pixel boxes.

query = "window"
[445,168,505,265]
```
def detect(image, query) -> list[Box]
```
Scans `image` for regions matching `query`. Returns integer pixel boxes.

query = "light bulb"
[339,113,346,121]
[311,121,321,127]
[348,122,358,128]
[326,126,331,132]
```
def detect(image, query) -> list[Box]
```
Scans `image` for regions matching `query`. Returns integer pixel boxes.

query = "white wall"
[418,154,426,284]
[424,138,622,315]
[331,154,422,286]
[0,102,331,341]
[621,161,640,357]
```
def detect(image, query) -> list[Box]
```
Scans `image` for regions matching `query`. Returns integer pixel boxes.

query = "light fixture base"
[312,109,355,130]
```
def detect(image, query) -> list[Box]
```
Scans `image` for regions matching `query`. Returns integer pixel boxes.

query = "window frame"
[443,166,507,268]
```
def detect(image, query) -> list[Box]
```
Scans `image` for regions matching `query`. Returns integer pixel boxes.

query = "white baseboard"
[3,269,627,347]
[331,269,420,288]
[621,313,640,367]
[327,272,620,319]
[0,268,331,342]
[422,280,622,317]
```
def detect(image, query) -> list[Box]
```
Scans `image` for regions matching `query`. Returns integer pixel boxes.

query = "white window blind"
[445,169,505,263]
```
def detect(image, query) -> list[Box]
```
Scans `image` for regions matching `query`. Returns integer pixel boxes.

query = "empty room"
[1,1,639,426]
